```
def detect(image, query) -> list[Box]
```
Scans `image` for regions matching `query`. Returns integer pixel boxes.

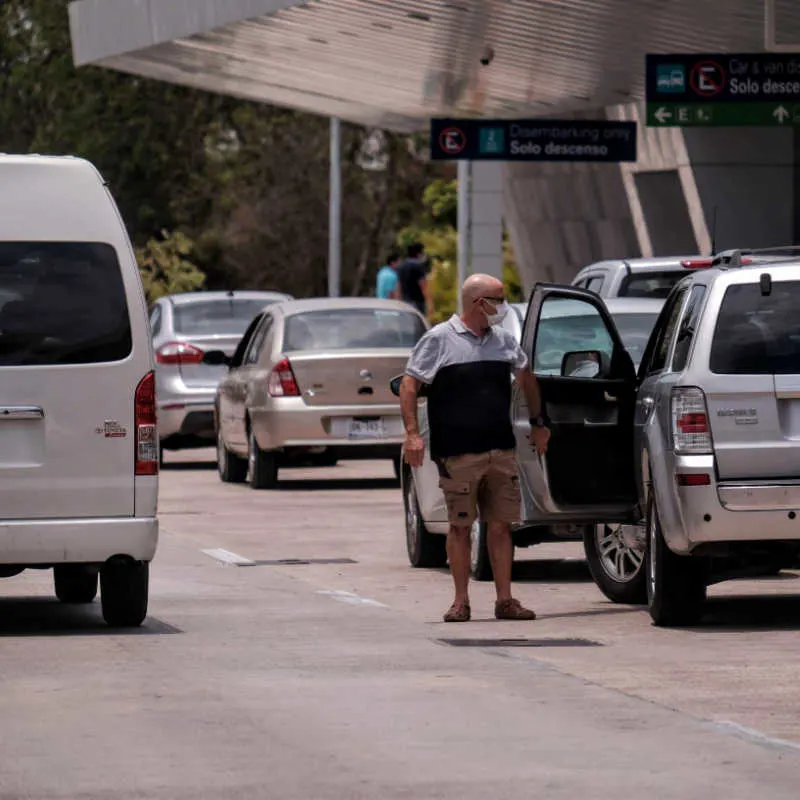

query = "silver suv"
[531,249,800,626]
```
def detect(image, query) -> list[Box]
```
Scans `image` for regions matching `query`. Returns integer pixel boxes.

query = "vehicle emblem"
[359,369,373,381]
[716,408,758,425]
[95,420,127,438]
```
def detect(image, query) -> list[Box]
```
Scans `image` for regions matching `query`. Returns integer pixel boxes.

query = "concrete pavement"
[0,452,798,798]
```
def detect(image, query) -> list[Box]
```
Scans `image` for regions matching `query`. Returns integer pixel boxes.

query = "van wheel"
[404,473,447,568]
[217,429,247,483]
[54,565,97,604]
[584,524,647,604]
[470,521,493,581]
[248,430,278,489]
[646,495,707,626]
[101,560,149,627]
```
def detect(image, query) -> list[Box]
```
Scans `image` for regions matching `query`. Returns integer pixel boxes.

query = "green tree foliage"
[0,1,443,299]
[136,230,206,302]
[398,179,524,324]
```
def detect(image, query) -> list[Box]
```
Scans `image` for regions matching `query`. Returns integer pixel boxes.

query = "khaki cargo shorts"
[436,449,521,527]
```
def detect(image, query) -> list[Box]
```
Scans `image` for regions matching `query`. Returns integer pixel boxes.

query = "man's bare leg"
[447,525,472,604]
[486,521,513,603]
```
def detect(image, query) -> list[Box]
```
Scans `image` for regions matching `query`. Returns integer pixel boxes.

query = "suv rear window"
[618,270,684,299]
[0,243,131,366]
[173,298,277,336]
[710,282,800,374]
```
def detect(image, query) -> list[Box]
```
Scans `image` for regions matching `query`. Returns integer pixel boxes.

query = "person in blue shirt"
[375,252,400,299]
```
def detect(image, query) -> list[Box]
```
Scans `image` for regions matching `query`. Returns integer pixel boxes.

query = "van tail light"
[155,342,204,365]
[135,372,158,476]
[268,358,300,397]
[671,386,713,454]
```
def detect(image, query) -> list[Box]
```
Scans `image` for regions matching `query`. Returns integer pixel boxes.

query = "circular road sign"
[690,61,725,97]
[439,127,466,155]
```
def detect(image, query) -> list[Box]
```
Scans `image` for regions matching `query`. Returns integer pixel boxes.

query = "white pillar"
[328,117,342,297]
[456,160,471,314]
[469,161,504,280]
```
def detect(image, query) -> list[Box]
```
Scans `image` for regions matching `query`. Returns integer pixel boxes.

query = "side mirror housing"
[202,350,230,367]
[561,350,604,378]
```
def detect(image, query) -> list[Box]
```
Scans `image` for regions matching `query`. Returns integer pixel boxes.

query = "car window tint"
[672,285,706,372]
[618,270,685,299]
[0,242,131,366]
[644,288,687,374]
[532,297,613,376]
[150,305,162,337]
[245,316,272,365]
[283,309,426,351]
[611,312,661,367]
[710,281,800,374]
[586,276,605,294]
[173,298,276,336]
[230,314,263,368]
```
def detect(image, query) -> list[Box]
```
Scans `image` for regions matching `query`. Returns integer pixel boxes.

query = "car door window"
[230,314,264,369]
[244,316,272,365]
[671,285,706,372]
[149,306,162,337]
[639,287,687,376]
[532,296,613,378]
[586,276,605,294]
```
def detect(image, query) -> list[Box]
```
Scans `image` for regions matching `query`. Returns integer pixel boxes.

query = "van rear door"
[0,242,137,519]
[706,277,800,480]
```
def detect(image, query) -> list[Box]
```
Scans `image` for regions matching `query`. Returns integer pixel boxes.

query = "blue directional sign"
[430,118,637,162]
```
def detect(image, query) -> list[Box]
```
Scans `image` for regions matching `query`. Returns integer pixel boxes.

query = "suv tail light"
[155,341,204,365]
[681,257,752,269]
[268,357,300,397]
[135,372,158,475]
[671,387,713,454]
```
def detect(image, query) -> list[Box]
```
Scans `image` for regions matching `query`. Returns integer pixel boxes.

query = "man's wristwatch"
[530,415,547,429]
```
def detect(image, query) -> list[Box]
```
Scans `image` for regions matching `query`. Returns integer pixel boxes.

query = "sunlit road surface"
[0,450,799,799]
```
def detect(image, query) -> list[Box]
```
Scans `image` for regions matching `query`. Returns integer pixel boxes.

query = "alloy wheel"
[405,479,419,557]
[596,523,645,582]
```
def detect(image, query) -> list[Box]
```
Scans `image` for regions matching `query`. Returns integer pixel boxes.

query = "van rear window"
[710,282,800,374]
[0,243,132,366]
[618,271,685,298]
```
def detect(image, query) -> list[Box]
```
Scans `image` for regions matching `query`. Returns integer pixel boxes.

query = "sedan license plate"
[348,418,386,439]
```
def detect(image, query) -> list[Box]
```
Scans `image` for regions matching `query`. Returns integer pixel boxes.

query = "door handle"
[0,406,44,420]
[584,419,616,427]
[603,392,618,402]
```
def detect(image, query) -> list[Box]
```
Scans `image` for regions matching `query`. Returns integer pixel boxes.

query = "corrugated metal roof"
[73,0,800,131]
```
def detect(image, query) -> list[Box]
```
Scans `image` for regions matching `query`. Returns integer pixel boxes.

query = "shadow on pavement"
[513,558,592,583]
[698,593,800,632]
[161,460,217,471]
[275,478,400,491]
[0,597,182,637]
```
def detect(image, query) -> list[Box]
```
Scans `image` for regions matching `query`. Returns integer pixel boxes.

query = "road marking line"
[711,720,800,753]
[201,548,256,567]
[316,589,388,608]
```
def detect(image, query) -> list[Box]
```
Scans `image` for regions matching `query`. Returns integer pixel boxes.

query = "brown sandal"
[443,602,471,622]
[495,598,536,620]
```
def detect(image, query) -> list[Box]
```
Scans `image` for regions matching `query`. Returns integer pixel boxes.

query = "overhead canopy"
[70,0,800,133]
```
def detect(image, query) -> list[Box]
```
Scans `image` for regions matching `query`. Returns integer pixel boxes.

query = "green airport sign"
[646,101,800,127]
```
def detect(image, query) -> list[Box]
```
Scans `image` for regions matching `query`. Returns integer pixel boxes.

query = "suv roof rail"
[712,246,800,268]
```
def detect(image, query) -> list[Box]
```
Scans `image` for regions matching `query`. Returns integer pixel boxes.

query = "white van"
[0,155,158,627]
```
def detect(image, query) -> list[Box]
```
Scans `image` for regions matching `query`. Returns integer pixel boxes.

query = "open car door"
[512,284,639,525]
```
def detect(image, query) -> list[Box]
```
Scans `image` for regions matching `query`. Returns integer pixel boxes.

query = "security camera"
[479,46,494,66]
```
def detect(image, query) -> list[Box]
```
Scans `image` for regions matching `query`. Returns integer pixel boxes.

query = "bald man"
[401,274,550,622]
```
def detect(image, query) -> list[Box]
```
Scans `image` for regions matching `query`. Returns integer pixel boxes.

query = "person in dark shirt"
[400,274,550,623]
[396,242,431,317]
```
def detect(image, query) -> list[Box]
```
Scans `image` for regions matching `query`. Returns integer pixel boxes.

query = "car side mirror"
[202,350,230,367]
[561,350,604,378]
[390,375,403,397]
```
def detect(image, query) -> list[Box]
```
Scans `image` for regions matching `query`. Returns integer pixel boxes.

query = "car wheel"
[584,523,647,604]
[404,473,447,568]
[470,521,493,581]
[54,565,97,604]
[248,429,279,490]
[100,560,149,627]
[217,428,247,483]
[646,494,707,626]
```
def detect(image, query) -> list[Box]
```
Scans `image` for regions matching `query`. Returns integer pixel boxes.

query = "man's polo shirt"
[405,315,528,460]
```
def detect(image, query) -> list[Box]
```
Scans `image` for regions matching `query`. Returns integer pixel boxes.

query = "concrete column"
[456,160,471,314]
[469,161,504,279]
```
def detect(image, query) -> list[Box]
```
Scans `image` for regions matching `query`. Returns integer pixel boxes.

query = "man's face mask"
[481,296,509,325]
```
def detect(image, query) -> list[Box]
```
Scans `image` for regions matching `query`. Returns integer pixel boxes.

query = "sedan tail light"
[135,372,158,475]
[671,386,713,454]
[268,357,300,397]
[155,342,204,365]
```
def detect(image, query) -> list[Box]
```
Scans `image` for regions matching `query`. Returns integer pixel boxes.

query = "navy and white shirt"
[405,315,528,460]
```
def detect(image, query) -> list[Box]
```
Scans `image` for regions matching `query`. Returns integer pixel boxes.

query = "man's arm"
[419,277,432,317]
[515,366,550,456]
[400,375,425,467]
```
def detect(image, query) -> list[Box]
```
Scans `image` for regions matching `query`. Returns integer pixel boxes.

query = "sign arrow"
[774,105,790,123]
[654,107,672,123]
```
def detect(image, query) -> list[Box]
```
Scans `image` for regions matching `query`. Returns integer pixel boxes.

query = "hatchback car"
[0,155,158,627]
[210,298,428,488]
[150,290,292,458]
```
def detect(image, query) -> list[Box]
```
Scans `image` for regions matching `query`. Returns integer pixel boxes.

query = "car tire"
[54,565,98,604]
[470,521,493,581]
[248,429,279,490]
[217,428,247,484]
[584,524,647,604]
[646,494,707,626]
[100,560,149,627]
[404,472,447,568]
